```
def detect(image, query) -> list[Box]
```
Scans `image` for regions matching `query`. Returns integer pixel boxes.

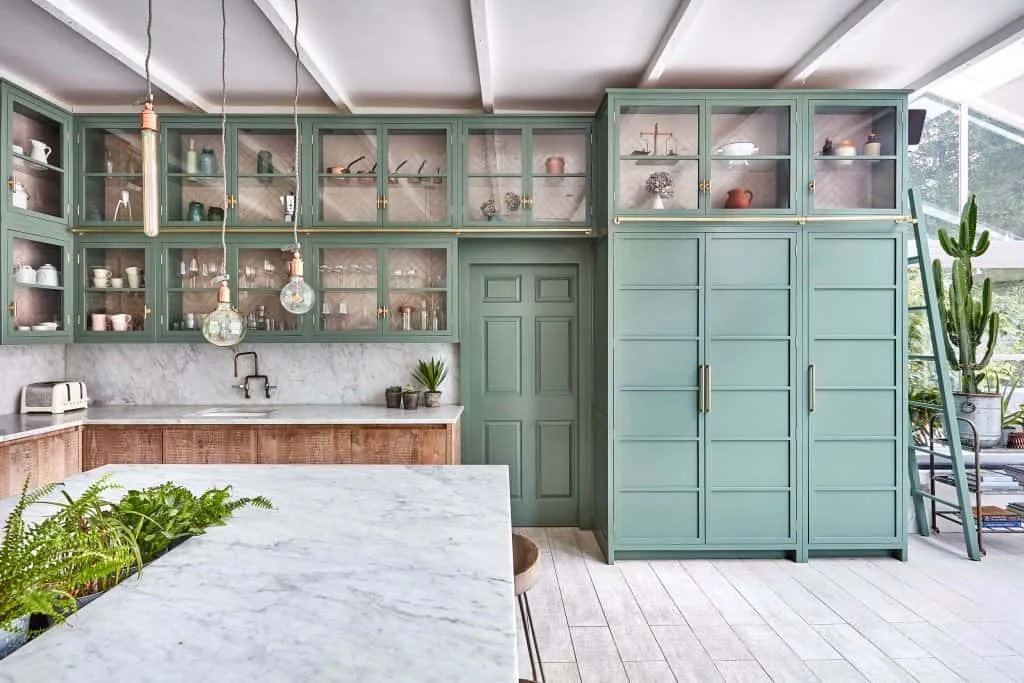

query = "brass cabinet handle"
[698,364,705,413]
[6,177,14,189]
[382,305,390,316]
[375,305,383,319]
[704,364,711,412]
[705,180,712,193]
[144,305,152,319]
[808,181,815,193]
[376,197,383,209]
[382,196,389,208]
[809,364,816,412]
[7,302,15,316]
[697,181,706,192]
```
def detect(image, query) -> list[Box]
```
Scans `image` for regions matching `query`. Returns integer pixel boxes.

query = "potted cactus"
[934,194,1002,447]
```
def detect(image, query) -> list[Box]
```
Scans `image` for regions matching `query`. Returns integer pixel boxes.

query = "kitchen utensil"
[207,206,225,222]
[357,162,377,184]
[330,155,366,176]
[280,192,296,222]
[91,313,108,332]
[433,167,443,184]
[716,141,759,156]
[185,138,199,173]
[35,264,59,287]
[16,326,30,331]
[724,188,754,209]
[15,264,36,284]
[187,201,205,222]
[821,138,836,155]
[388,159,409,184]
[110,314,131,332]
[198,147,217,175]
[257,150,274,175]
[410,160,428,184]
[545,156,565,174]
[184,312,197,330]
[110,277,124,288]
[29,139,52,164]
[92,278,109,289]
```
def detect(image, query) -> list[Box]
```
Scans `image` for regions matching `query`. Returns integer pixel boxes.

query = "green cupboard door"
[612,233,704,548]
[465,264,580,525]
[807,231,904,548]
[705,234,797,546]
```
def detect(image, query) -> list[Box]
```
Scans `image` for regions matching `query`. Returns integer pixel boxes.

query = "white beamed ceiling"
[2,0,1024,118]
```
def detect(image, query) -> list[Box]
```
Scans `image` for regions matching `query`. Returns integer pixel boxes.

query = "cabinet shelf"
[388,287,448,293]
[83,172,142,179]
[85,287,144,294]
[12,152,64,174]
[320,287,378,293]
[14,282,63,291]
[813,155,897,161]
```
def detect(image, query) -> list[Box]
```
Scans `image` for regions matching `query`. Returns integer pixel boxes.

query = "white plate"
[16,326,30,331]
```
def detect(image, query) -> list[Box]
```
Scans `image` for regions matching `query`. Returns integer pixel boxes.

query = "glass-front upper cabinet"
[463,121,589,226]
[233,124,297,226]
[312,122,453,227]
[709,102,794,213]
[233,245,304,338]
[5,230,71,343]
[162,242,223,341]
[162,119,227,227]
[77,239,153,341]
[3,85,72,227]
[384,246,450,337]
[78,118,143,227]
[808,100,901,214]
[316,245,380,335]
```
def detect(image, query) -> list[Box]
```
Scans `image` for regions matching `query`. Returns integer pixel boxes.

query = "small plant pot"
[424,391,442,408]
[385,390,403,409]
[402,391,420,410]
[1002,427,1015,448]
[1009,431,1024,449]
[0,616,29,660]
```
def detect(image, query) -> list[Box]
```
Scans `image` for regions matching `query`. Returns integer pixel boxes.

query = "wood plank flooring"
[513,527,1024,682]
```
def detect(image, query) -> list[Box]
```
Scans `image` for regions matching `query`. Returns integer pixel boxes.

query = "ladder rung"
[908,401,942,410]
[907,305,928,312]
[908,256,921,264]
[910,445,953,458]
[909,354,936,361]
[916,491,961,508]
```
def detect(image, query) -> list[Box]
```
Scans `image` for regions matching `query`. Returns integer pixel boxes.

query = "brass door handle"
[698,364,706,413]
[704,364,711,412]
[376,197,383,209]
[809,364,816,412]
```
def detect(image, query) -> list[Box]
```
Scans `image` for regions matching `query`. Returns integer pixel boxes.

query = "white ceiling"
[2,0,1024,117]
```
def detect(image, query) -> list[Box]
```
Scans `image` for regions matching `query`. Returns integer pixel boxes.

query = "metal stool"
[513,533,544,683]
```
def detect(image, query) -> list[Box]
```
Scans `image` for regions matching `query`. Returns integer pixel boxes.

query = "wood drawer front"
[256,426,353,464]
[0,439,36,498]
[83,426,163,471]
[0,428,83,497]
[164,427,257,464]
[349,426,450,465]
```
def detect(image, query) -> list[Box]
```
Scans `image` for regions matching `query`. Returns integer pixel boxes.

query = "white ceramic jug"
[11,181,29,209]
[29,139,52,164]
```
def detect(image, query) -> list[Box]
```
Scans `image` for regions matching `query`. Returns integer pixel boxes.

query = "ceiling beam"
[906,12,1024,95]
[775,0,892,87]
[638,0,708,87]
[469,0,495,113]
[251,0,352,114]
[26,0,214,111]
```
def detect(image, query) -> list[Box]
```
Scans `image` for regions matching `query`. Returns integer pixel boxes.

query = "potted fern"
[413,357,449,408]
[934,194,1003,447]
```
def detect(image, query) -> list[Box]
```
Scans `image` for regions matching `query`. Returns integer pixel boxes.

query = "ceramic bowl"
[717,141,759,156]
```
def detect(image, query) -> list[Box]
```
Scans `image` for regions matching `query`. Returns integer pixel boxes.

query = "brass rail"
[613,214,913,225]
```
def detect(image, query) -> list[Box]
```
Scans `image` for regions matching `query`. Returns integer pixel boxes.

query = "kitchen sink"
[189,407,277,418]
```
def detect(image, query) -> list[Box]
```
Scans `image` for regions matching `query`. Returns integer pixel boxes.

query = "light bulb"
[280,252,315,315]
[202,279,247,346]
[140,101,159,237]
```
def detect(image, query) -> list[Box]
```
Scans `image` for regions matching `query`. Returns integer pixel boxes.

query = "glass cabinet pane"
[166,128,227,223]
[465,176,524,223]
[812,105,899,211]
[236,248,299,333]
[10,102,65,219]
[82,246,147,334]
[710,160,791,210]
[617,159,699,211]
[618,105,699,212]
[82,127,142,223]
[711,105,790,156]
[531,177,587,223]
[165,247,222,334]
[466,129,522,174]
[619,105,699,157]
[386,247,448,334]
[318,247,378,332]
[319,129,378,223]
[236,128,296,224]
[530,128,588,224]
[10,237,65,335]
[384,128,448,224]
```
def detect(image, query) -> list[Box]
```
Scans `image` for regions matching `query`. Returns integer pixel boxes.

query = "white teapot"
[14,264,36,284]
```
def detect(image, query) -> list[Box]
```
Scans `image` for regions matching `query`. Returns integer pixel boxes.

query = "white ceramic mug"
[92,268,111,279]
[92,278,109,289]
[29,139,52,164]
[125,266,141,288]
[110,314,131,332]
[110,277,124,288]
[91,313,108,332]
[184,312,197,329]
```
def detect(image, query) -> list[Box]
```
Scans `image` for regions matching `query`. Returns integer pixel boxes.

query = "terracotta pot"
[544,156,565,174]
[724,188,753,209]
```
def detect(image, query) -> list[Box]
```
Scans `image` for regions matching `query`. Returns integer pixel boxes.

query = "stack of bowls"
[92,268,111,289]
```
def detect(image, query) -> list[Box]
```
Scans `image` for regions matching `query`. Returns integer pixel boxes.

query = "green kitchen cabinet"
[806,228,906,555]
[460,118,590,227]
[3,227,73,344]
[611,230,798,554]
[309,120,454,227]
[311,237,457,342]
[2,82,73,229]
[75,116,143,228]
[231,242,308,340]
[75,235,156,341]
[158,236,225,342]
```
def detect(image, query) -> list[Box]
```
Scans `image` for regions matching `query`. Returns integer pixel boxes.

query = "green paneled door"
[807,231,904,549]
[464,264,580,525]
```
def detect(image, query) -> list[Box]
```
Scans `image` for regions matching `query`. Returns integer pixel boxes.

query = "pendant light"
[279,0,315,315]
[140,0,159,237]
[201,0,246,347]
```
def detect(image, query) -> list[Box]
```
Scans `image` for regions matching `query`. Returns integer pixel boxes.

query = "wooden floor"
[513,526,1024,682]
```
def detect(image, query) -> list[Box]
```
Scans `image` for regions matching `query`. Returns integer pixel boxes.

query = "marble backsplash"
[65,343,460,406]
[0,345,68,414]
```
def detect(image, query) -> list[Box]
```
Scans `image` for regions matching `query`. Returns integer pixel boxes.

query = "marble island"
[0,464,517,683]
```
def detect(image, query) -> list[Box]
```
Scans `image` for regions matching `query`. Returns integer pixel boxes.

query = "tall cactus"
[932,194,1000,394]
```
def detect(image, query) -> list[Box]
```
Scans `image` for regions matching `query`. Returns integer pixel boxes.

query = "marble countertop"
[0,464,516,682]
[0,405,464,444]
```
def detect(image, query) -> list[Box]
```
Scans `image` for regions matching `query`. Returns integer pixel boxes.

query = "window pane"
[908,95,960,238]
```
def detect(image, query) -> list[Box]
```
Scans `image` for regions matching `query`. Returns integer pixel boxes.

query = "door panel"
[466,264,579,525]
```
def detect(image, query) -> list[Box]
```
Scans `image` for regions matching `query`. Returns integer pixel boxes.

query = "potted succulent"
[934,195,1002,447]
[413,357,449,408]
[385,385,404,409]
[402,384,420,410]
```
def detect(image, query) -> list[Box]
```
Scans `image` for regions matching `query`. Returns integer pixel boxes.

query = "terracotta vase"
[724,188,753,209]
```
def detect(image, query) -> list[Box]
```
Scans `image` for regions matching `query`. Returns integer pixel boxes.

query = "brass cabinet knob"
[705,180,711,192]
[7,302,16,315]
[6,177,14,189]
[144,305,152,319]
[808,181,815,192]
[698,181,706,192]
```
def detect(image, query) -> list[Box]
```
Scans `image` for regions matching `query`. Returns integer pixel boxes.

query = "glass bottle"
[430,307,439,332]
[185,138,199,174]
[420,301,428,330]
[400,306,412,331]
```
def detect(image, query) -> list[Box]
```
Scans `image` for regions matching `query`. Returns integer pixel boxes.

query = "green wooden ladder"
[906,189,981,561]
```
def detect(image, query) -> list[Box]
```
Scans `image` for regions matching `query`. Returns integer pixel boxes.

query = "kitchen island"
[0,464,516,682]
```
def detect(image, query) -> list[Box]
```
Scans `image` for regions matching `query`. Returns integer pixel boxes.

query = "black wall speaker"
[909,108,926,145]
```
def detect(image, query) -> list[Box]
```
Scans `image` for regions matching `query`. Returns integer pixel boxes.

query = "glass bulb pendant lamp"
[202,279,247,346]
[140,102,159,237]
[280,252,315,315]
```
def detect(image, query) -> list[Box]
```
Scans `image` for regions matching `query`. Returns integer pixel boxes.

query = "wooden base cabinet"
[604,228,905,562]
[0,427,82,497]
[83,426,163,471]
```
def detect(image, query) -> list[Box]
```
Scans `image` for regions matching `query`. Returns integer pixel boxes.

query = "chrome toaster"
[20,380,89,414]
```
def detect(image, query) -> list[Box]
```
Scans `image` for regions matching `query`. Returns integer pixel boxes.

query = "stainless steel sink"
[190,407,276,418]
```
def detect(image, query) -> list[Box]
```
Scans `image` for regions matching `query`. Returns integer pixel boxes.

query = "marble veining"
[0,345,66,415]
[65,342,460,406]
[0,465,516,683]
